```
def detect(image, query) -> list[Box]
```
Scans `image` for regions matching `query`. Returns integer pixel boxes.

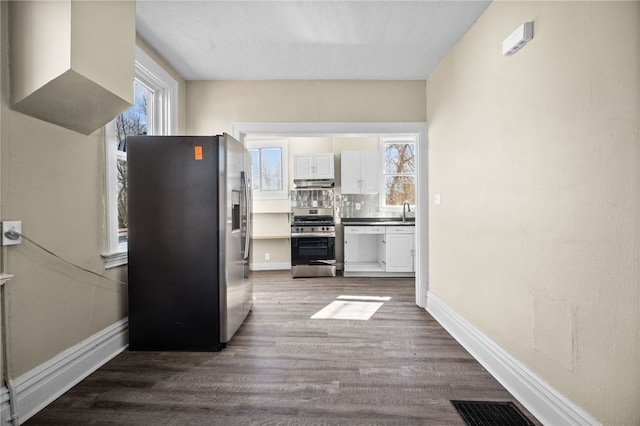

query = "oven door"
[291,235,336,265]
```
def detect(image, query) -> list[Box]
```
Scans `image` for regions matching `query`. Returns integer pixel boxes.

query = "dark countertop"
[340,218,415,226]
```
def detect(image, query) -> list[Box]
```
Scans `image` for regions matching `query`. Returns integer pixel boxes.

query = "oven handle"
[309,260,337,265]
[291,232,336,238]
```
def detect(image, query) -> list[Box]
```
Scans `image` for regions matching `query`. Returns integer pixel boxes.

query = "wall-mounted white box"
[502,21,534,56]
[2,221,22,246]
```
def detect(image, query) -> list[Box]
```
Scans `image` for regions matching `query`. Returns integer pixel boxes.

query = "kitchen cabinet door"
[313,153,334,179]
[340,151,361,193]
[294,154,314,180]
[360,150,381,194]
[385,227,415,272]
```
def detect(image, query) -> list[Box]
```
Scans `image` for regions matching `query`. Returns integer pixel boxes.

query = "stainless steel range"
[291,189,336,278]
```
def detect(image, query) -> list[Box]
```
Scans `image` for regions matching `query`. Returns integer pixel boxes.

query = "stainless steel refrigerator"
[127,134,252,351]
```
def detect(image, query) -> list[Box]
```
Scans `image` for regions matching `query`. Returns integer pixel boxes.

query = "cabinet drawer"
[344,226,385,234]
[386,226,415,234]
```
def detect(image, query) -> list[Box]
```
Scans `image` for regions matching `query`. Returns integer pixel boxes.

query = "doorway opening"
[232,122,428,308]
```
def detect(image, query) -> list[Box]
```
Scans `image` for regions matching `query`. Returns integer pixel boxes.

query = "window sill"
[102,250,128,269]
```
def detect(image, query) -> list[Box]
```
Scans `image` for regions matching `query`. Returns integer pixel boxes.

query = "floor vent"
[451,400,536,426]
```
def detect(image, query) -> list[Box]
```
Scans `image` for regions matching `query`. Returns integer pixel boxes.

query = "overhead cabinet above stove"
[293,153,334,182]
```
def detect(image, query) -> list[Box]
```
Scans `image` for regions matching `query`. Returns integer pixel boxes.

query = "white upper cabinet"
[294,153,334,180]
[341,150,380,194]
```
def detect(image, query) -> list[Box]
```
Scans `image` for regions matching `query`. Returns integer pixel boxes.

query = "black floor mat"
[451,400,536,426]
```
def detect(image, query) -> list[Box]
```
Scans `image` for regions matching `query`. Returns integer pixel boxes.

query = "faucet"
[402,201,411,222]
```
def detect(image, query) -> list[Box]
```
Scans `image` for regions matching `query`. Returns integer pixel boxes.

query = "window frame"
[245,139,289,200]
[379,135,417,212]
[102,45,178,268]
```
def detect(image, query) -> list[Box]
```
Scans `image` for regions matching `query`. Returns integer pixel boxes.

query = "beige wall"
[1,117,125,377]
[186,80,426,135]
[0,0,186,378]
[426,2,639,424]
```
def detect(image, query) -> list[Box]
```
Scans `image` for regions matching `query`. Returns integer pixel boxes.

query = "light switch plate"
[2,221,22,246]
[435,194,441,206]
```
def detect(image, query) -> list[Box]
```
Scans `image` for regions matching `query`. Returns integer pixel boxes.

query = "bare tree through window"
[384,141,416,206]
[115,82,149,243]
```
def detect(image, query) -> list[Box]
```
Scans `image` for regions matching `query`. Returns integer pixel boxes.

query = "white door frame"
[231,122,428,308]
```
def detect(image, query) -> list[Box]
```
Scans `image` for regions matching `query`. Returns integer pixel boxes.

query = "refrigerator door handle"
[242,171,252,260]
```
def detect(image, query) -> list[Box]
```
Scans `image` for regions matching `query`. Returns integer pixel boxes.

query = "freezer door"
[242,153,254,317]
[219,133,253,343]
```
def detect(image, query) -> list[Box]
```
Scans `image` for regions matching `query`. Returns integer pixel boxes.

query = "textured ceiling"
[136,1,491,81]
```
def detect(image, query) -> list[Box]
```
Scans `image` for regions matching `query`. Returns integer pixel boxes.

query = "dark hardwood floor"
[26,271,539,425]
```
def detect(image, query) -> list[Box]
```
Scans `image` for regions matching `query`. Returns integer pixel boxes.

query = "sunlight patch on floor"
[311,295,391,320]
[336,295,391,302]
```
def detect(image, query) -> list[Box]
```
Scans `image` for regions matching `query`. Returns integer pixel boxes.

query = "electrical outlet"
[265,253,270,261]
[2,221,22,246]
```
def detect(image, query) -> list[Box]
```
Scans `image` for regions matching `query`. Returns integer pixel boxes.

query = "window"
[114,81,148,246]
[103,46,178,268]
[245,139,288,200]
[380,136,417,209]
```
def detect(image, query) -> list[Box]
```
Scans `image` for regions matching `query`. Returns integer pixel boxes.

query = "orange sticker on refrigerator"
[194,146,203,160]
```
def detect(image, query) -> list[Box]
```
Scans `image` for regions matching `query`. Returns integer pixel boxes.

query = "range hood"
[294,179,335,188]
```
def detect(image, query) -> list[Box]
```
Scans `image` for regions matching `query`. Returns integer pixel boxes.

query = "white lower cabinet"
[385,227,415,273]
[343,225,415,277]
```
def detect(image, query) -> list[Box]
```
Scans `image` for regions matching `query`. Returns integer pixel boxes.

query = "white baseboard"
[251,263,345,272]
[426,291,600,426]
[251,262,291,271]
[1,318,128,425]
